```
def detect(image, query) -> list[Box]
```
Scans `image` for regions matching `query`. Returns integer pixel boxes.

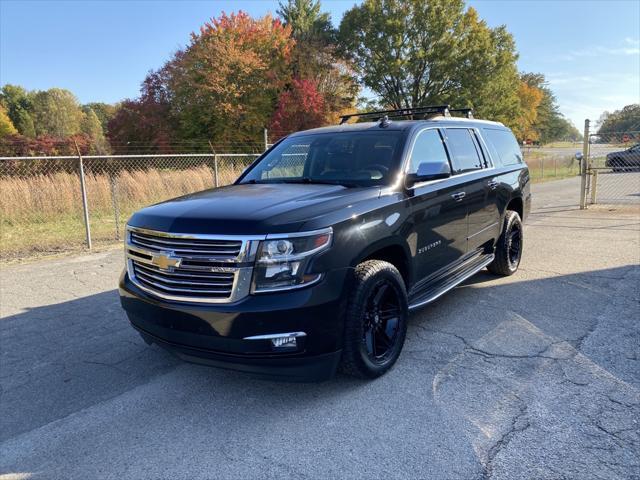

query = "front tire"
[488,210,523,276]
[339,260,408,379]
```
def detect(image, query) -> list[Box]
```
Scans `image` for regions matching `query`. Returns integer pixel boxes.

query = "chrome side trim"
[408,254,494,311]
[243,332,307,341]
[467,222,499,240]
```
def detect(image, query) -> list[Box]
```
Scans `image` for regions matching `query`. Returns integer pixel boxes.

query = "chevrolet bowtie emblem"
[151,252,182,270]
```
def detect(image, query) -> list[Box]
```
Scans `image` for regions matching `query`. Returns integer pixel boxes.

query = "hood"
[127,183,382,235]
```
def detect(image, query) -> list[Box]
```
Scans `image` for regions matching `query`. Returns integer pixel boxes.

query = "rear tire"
[339,260,408,379]
[488,210,523,276]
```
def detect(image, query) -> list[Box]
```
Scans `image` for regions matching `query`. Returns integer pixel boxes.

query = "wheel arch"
[352,240,412,288]
[506,196,524,220]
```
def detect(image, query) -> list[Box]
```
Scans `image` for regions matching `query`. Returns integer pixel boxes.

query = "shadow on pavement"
[2,264,637,446]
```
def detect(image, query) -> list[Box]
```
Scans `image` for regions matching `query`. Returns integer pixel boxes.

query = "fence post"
[580,119,590,209]
[541,158,544,179]
[264,128,269,152]
[208,140,219,187]
[74,141,92,249]
[109,172,121,240]
[590,170,599,205]
[554,157,557,177]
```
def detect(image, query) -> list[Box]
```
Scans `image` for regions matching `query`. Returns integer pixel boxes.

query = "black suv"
[119,106,531,381]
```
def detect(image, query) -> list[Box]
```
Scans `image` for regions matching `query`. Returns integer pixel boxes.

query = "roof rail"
[339,105,451,125]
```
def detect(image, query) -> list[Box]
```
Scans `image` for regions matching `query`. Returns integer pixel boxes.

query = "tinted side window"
[483,129,523,166]
[408,129,449,174]
[445,128,483,173]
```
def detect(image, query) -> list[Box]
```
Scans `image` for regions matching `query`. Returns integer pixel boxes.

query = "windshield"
[239,131,405,187]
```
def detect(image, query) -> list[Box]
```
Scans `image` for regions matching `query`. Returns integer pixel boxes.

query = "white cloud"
[550,39,640,61]
[545,72,640,128]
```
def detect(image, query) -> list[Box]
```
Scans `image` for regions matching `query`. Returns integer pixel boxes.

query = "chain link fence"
[0,126,615,261]
[583,130,640,206]
[0,153,259,261]
[522,146,582,182]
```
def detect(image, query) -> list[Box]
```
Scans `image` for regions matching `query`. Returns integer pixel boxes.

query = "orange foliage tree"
[513,80,543,143]
[167,11,295,144]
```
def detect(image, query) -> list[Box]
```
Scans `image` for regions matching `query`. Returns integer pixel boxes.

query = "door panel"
[403,127,468,283]
[445,127,498,252]
[406,181,469,283]
[466,176,501,251]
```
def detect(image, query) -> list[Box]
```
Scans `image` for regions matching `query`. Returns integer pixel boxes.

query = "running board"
[408,254,494,311]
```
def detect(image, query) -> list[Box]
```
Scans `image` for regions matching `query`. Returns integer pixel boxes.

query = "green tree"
[597,104,640,134]
[277,0,334,45]
[0,84,36,137]
[338,0,520,124]
[31,88,84,137]
[81,106,109,153]
[84,102,117,134]
[0,104,18,137]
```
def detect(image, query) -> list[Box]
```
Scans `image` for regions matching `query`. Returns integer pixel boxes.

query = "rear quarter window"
[482,128,524,167]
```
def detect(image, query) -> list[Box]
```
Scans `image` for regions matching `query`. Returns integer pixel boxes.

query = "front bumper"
[119,267,351,381]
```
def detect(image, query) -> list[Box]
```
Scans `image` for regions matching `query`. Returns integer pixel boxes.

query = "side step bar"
[408,254,494,311]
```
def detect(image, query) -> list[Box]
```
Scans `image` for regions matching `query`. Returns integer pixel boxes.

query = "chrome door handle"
[451,191,466,201]
[487,180,498,189]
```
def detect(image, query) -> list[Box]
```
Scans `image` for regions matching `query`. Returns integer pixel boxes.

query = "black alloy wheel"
[339,260,408,379]
[507,221,523,270]
[487,210,523,276]
[362,280,402,363]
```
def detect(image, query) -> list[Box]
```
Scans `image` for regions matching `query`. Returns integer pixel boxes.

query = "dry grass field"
[0,165,246,260]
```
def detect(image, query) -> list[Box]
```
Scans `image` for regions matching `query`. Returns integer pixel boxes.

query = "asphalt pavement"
[1,177,639,480]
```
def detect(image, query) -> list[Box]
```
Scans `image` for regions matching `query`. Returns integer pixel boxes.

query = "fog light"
[243,331,306,351]
[272,335,298,349]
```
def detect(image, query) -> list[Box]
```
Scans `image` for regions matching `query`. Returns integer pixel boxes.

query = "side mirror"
[575,152,584,161]
[406,161,451,187]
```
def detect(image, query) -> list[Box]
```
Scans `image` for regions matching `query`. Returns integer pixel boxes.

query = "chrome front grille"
[131,260,236,299]
[129,229,243,259]
[125,226,263,304]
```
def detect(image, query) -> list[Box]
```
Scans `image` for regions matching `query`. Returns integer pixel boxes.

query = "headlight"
[252,228,333,293]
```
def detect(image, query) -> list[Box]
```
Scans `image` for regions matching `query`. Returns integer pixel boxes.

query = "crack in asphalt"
[482,396,531,480]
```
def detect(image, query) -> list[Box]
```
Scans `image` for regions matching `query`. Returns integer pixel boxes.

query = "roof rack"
[449,108,474,119]
[339,105,451,125]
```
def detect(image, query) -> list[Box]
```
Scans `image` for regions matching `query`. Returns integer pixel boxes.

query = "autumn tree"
[165,11,294,144]
[0,105,18,137]
[107,72,175,152]
[338,0,520,124]
[270,78,326,135]
[521,73,581,143]
[512,79,543,142]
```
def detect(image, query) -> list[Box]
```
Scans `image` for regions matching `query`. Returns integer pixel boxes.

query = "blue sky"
[1,0,638,129]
